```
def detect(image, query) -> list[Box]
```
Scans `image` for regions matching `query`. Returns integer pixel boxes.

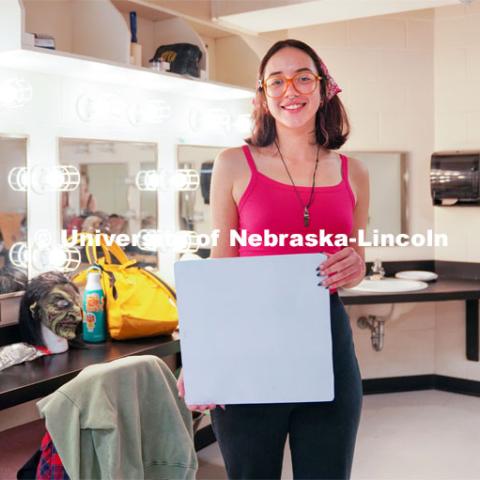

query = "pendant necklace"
[274,139,320,227]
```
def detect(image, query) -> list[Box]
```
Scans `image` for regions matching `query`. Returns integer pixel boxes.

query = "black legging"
[210,293,363,479]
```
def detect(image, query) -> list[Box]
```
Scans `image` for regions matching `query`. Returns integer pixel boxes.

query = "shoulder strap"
[241,145,258,174]
[340,154,349,180]
[340,154,357,206]
[99,235,131,265]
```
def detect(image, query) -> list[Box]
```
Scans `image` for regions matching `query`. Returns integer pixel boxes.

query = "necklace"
[274,140,320,227]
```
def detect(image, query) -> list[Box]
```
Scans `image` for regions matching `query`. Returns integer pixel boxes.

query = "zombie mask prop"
[19,271,83,346]
[35,285,83,339]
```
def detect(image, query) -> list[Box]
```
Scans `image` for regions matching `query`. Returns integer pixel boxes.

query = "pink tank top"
[237,144,355,257]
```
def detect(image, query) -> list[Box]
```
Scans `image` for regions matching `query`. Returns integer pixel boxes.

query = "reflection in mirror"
[0,136,28,295]
[343,151,407,240]
[59,139,158,268]
[176,146,408,250]
[176,145,225,258]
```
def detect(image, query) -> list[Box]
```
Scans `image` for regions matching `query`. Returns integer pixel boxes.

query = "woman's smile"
[281,101,307,113]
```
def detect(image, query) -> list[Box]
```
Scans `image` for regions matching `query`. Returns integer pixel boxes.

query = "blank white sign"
[174,253,334,405]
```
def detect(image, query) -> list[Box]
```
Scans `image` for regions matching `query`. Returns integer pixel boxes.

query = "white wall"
[434,2,480,264]
[433,2,480,381]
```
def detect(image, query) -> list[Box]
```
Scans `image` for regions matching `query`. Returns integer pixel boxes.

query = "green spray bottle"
[83,266,107,343]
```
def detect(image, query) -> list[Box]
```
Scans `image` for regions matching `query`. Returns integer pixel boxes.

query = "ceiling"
[211,0,465,33]
[140,0,471,36]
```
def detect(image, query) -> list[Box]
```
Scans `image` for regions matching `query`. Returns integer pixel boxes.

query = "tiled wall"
[285,10,437,379]
[346,302,435,379]
[434,3,480,264]
[434,3,480,381]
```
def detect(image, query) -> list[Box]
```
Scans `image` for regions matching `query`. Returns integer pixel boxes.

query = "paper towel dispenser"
[431,151,480,205]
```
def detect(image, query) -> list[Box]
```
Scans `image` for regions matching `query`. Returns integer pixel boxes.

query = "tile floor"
[197,390,480,480]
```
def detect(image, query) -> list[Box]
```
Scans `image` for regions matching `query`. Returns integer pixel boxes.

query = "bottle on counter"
[83,267,107,343]
[129,11,142,66]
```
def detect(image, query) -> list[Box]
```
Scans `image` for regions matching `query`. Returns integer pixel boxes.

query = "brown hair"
[245,39,350,150]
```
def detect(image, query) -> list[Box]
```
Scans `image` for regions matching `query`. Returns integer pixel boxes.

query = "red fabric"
[35,346,52,356]
[36,431,69,480]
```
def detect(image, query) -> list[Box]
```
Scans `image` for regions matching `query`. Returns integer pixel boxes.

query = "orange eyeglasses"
[258,70,322,98]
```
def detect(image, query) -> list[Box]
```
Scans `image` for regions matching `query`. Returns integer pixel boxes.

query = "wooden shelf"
[111,0,252,38]
[0,0,258,91]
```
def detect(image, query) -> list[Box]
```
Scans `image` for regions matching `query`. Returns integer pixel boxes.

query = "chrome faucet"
[369,259,385,280]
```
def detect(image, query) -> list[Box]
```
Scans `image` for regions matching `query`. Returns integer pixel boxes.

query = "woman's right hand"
[177,369,225,412]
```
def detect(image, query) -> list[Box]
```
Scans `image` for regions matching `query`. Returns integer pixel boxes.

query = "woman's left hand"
[317,247,365,291]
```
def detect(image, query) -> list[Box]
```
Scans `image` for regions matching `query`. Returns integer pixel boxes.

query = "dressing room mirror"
[59,139,158,267]
[0,136,28,297]
[176,146,407,249]
[176,144,225,237]
[343,151,407,240]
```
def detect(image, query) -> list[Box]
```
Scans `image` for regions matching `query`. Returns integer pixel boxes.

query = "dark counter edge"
[0,338,180,411]
[341,259,480,304]
[341,287,480,305]
[364,259,479,281]
[340,276,480,362]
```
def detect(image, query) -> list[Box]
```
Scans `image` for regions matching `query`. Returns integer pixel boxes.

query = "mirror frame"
[58,137,160,268]
[0,134,29,300]
[343,150,408,237]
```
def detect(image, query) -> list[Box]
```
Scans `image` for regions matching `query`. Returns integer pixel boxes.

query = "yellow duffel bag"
[73,238,178,340]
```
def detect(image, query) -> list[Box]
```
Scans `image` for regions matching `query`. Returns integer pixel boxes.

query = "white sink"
[344,278,429,293]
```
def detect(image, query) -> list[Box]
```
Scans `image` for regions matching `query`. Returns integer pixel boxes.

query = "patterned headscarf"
[318,57,341,101]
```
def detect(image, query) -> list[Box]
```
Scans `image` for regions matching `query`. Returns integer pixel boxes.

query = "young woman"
[178,38,369,479]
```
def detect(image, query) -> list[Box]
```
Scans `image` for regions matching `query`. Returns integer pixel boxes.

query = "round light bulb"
[136,170,161,191]
[145,171,161,190]
[169,171,189,190]
[9,242,29,269]
[48,247,67,269]
[46,168,65,191]
[168,169,199,191]
[137,229,159,251]
[8,167,29,191]
[0,78,33,109]
[33,229,53,249]
[173,231,199,253]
